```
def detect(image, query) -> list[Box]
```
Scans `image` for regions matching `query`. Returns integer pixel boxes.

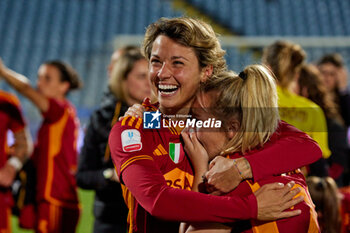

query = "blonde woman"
[182,66,319,233]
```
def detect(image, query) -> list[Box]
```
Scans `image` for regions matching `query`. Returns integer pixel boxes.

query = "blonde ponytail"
[200,65,279,154]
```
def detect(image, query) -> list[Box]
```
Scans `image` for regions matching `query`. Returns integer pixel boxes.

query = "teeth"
[158,84,178,90]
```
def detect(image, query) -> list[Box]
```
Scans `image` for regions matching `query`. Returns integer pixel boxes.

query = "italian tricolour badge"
[169,142,185,164]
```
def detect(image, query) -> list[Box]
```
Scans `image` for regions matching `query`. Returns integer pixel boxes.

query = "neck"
[125,96,141,107]
[160,102,193,122]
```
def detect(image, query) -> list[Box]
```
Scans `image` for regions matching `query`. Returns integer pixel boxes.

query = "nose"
[158,62,172,80]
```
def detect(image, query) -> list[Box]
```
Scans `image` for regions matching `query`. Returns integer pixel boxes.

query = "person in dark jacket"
[76,46,151,233]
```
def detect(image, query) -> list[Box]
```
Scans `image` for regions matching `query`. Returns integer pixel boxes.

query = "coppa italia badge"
[121,129,142,152]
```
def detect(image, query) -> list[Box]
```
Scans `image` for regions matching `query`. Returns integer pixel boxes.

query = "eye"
[173,60,184,66]
[150,58,161,65]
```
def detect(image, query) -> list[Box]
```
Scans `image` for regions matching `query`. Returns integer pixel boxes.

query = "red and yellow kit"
[226,125,320,233]
[339,186,350,233]
[0,91,25,233]
[32,98,80,233]
[109,101,322,233]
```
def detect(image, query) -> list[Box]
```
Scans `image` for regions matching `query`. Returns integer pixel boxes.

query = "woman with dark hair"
[317,53,350,127]
[298,64,348,186]
[0,58,82,233]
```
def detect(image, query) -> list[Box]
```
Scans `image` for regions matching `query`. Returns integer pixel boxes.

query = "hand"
[181,128,209,173]
[0,163,17,187]
[204,156,242,194]
[0,58,7,77]
[119,104,146,121]
[110,169,120,183]
[337,67,348,92]
[255,181,303,221]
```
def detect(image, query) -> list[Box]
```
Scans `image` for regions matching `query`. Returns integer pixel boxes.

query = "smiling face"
[149,35,208,114]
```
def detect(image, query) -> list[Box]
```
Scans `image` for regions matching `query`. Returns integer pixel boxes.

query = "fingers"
[261,182,286,191]
[181,131,193,150]
[208,157,219,170]
[277,209,302,219]
[282,195,304,211]
[282,187,302,204]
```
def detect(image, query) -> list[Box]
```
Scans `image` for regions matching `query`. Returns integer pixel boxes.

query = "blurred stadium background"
[0,0,349,232]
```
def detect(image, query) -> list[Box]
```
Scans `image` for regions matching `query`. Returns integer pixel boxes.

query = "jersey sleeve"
[245,121,322,181]
[109,116,154,178]
[109,116,258,222]
[41,98,65,123]
[7,100,25,133]
[122,158,257,222]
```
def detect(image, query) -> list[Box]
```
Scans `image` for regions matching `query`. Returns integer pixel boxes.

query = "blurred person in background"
[0,58,82,233]
[262,40,330,177]
[76,46,150,233]
[298,64,348,187]
[0,89,32,233]
[307,176,350,233]
[317,54,350,127]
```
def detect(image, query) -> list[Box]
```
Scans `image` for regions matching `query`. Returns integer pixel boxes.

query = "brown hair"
[262,40,306,89]
[201,65,279,154]
[44,60,82,94]
[317,53,344,68]
[306,176,341,233]
[109,48,146,102]
[142,17,227,76]
[298,64,344,125]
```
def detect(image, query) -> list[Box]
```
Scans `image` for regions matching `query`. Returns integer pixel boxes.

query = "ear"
[200,65,213,83]
[60,81,70,96]
[226,118,240,139]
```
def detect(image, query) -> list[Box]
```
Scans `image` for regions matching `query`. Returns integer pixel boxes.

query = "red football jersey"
[0,90,25,207]
[340,186,350,233]
[109,101,322,233]
[225,126,320,233]
[110,102,258,233]
[32,98,79,209]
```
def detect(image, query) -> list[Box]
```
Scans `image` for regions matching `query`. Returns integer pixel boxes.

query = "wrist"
[234,158,253,180]
[103,168,114,180]
[7,157,23,171]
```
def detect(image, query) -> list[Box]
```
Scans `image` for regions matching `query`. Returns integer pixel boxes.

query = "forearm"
[122,160,257,222]
[1,67,32,94]
[0,66,48,112]
[246,135,321,181]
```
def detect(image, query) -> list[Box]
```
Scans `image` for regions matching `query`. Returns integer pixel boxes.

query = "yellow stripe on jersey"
[135,118,142,129]
[246,181,280,233]
[121,116,130,126]
[128,117,136,127]
[153,149,162,156]
[158,144,167,155]
[120,155,154,173]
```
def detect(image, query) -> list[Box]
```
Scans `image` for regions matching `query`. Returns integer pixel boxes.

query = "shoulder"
[0,90,21,107]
